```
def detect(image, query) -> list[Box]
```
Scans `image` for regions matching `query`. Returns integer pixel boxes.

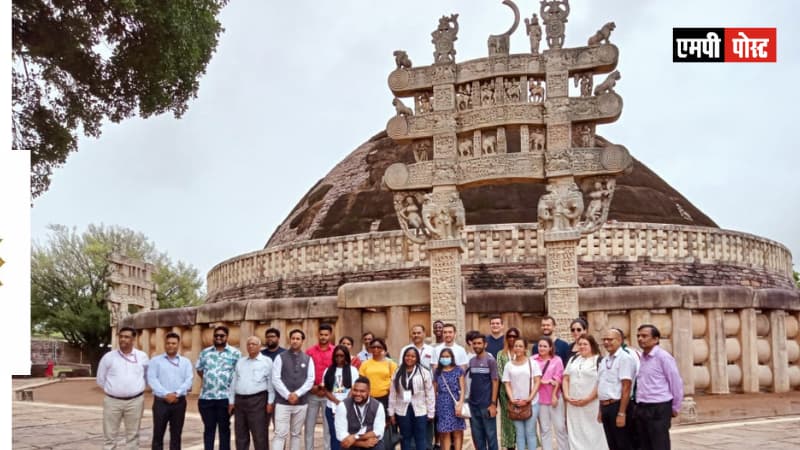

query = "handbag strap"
[441,371,459,404]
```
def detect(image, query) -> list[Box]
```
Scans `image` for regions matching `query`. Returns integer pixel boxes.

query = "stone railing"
[207,222,794,296]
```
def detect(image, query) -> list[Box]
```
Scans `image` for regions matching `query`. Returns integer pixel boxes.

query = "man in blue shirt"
[147,332,194,450]
[485,316,505,358]
[467,335,499,450]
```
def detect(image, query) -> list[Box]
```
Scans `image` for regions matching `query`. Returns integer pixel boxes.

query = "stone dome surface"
[266,132,716,248]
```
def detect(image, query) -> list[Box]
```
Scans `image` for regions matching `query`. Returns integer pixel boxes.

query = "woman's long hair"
[393,346,423,395]
[323,345,352,392]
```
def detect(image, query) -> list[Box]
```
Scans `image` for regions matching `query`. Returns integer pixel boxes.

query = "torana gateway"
[121,1,799,408]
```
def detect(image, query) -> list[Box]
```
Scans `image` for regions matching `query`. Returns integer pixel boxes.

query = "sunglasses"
[571,328,584,332]
[507,334,519,339]
[214,334,227,338]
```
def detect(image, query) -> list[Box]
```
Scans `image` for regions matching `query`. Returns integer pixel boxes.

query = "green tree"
[12,0,228,199]
[31,224,204,371]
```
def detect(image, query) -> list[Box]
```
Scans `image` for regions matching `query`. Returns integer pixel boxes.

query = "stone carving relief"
[540,0,570,50]
[433,159,457,184]
[422,192,466,240]
[434,85,455,111]
[413,140,432,162]
[393,97,414,116]
[676,203,694,222]
[587,22,615,46]
[593,70,620,95]
[529,80,545,103]
[546,241,577,285]
[529,127,546,151]
[481,80,496,106]
[573,124,594,147]
[433,134,457,159]
[525,13,543,55]
[394,50,413,69]
[537,180,584,232]
[458,137,474,157]
[432,14,460,64]
[487,0,520,57]
[456,84,473,111]
[504,78,521,103]
[394,192,430,244]
[574,72,593,97]
[580,178,616,233]
[546,72,568,97]
[456,153,545,185]
[481,132,497,155]
[432,64,456,83]
[416,93,432,114]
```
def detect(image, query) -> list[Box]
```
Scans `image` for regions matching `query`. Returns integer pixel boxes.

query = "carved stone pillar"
[545,239,579,342]
[769,310,790,392]
[739,308,759,393]
[706,309,729,394]
[671,308,694,395]
[520,125,530,154]
[428,240,465,342]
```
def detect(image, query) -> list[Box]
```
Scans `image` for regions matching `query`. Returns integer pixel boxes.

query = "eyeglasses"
[334,354,346,358]
[571,328,584,332]
[507,335,519,339]
[214,334,227,338]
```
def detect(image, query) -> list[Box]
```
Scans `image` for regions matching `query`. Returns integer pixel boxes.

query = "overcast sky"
[30,0,799,282]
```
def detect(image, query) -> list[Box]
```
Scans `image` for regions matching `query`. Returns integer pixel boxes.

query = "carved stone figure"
[482,135,497,155]
[393,50,413,69]
[481,80,495,106]
[414,140,431,162]
[504,79,520,102]
[529,80,545,103]
[580,179,615,232]
[394,193,430,243]
[593,70,620,95]
[579,124,593,147]
[574,72,593,97]
[421,192,465,240]
[456,84,472,111]
[417,93,432,113]
[524,14,543,55]
[587,22,615,46]
[538,181,584,231]
[487,0,520,56]
[458,138,473,157]
[540,0,570,50]
[393,97,414,116]
[432,14,460,64]
[530,129,546,151]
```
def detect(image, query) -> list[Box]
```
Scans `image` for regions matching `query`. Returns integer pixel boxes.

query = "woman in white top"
[389,347,435,450]
[562,333,608,450]
[323,345,361,450]
[501,338,542,450]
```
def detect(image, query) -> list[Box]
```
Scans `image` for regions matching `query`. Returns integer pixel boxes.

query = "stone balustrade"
[207,222,794,296]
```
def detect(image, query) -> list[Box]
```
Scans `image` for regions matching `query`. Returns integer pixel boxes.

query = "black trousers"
[152,396,187,450]
[199,398,231,450]
[634,401,673,450]
[600,400,635,450]
[234,392,268,450]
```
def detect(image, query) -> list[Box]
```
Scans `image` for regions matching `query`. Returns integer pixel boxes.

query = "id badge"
[358,426,367,436]
[403,391,412,402]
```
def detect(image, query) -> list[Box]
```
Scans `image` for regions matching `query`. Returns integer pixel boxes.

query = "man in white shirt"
[597,328,637,450]
[96,326,149,450]
[432,323,469,370]
[335,377,386,450]
[400,324,436,370]
[229,336,275,450]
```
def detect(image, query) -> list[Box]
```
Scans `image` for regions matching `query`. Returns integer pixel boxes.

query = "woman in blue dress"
[433,347,466,450]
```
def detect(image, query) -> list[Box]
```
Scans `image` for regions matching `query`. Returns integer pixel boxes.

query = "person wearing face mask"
[433,348,467,450]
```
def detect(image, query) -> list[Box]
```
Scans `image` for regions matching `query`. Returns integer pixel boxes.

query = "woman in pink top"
[532,336,569,450]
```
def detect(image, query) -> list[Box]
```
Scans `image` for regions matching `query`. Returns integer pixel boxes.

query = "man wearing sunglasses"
[196,326,242,450]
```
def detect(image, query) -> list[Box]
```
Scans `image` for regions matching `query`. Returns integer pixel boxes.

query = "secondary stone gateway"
[383,0,632,342]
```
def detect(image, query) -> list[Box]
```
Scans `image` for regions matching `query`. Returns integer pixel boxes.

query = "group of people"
[96,316,683,450]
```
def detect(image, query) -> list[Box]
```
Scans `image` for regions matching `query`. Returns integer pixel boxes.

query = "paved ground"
[11,378,800,449]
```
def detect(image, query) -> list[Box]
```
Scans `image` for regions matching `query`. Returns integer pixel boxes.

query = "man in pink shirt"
[306,323,335,450]
[634,324,684,450]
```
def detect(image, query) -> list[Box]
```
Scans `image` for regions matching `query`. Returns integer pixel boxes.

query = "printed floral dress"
[435,367,466,433]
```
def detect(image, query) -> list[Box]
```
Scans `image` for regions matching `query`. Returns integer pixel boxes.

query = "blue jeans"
[512,402,539,450]
[468,404,498,450]
[198,398,231,450]
[325,407,340,450]
[397,404,428,450]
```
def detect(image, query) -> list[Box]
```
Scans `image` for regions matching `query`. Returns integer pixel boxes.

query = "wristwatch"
[617,412,626,417]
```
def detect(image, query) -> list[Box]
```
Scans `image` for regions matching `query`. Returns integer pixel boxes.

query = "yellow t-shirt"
[358,358,398,398]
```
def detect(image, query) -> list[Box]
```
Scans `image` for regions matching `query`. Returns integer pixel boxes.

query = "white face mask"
[439,357,452,366]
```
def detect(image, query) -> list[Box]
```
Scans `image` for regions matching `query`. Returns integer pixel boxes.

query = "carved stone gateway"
[384,0,632,341]
[105,253,158,348]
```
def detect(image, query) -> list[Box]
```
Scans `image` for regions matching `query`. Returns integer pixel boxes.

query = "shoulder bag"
[442,371,471,418]
[508,359,544,421]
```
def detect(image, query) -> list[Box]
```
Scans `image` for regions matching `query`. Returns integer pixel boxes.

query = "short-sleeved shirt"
[502,359,542,403]
[467,353,498,408]
[196,344,242,400]
[597,348,637,401]
[359,358,398,398]
[399,343,436,370]
[486,335,504,358]
[433,343,469,367]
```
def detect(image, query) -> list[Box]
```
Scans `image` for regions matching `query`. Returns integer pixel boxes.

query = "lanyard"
[404,367,417,390]
[166,355,180,367]
[118,350,137,364]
